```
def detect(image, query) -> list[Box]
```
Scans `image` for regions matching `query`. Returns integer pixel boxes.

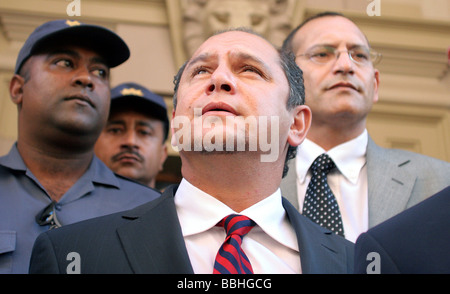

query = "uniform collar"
[0,143,26,171]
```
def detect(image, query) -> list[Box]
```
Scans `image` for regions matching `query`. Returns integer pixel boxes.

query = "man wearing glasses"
[281,12,450,243]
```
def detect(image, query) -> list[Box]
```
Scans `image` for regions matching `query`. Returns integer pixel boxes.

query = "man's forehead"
[192,31,278,60]
[294,16,368,50]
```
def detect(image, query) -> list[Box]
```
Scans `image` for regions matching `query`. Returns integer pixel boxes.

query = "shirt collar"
[89,155,121,188]
[0,143,26,171]
[296,129,368,184]
[174,178,299,252]
[50,156,120,204]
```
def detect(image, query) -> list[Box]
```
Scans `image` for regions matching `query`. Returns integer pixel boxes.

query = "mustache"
[111,148,144,163]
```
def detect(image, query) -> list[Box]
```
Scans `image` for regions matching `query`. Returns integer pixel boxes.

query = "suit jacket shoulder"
[366,136,450,226]
[354,186,450,273]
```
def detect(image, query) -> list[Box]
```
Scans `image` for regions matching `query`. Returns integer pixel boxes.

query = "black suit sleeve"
[354,232,400,274]
[29,232,61,274]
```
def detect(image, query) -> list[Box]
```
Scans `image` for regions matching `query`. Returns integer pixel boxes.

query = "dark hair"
[172,60,186,110]
[278,48,305,177]
[172,28,305,178]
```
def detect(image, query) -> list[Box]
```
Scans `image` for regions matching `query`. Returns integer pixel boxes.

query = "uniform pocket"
[0,231,16,274]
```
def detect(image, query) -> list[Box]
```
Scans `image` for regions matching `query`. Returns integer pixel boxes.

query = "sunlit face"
[172,31,293,158]
[18,46,111,140]
[94,109,167,188]
[291,16,379,128]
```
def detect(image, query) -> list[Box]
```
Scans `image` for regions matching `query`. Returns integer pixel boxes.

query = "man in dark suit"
[29,28,354,274]
[354,186,450,273]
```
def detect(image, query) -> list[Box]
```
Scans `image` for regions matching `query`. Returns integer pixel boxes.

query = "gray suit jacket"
[29,184,354,274]
[281,136,450,228]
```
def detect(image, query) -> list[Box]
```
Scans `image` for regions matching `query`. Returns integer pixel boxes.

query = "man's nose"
[332,51,354,75]
[72,66,94,90]
[206,66,237,95]
[121,130,139,148]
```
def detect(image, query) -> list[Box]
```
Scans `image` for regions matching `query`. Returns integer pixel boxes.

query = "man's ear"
[372,69,380,104]
[9,74,25,106]
[287,105,312,147]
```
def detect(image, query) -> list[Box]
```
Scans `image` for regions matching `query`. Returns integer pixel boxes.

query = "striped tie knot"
[219,214,256,238]
[213,214,256,274]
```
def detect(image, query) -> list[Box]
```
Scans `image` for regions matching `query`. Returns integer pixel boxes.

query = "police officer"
[0,19,160,273]
[95,82,169,188]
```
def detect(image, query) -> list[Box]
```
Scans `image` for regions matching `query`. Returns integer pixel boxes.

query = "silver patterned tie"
[302,154,344,237]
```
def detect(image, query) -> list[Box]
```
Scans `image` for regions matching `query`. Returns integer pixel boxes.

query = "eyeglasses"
[297,45,382,66]
[35,201,61,230]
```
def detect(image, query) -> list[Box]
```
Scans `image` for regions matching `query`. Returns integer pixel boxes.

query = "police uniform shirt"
[0,144,160,274]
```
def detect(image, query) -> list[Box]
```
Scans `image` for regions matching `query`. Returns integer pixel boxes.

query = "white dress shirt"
[174,178,301,274]
[295,129,369,243]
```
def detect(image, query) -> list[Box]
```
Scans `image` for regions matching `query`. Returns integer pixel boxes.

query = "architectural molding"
[368,101,450,161]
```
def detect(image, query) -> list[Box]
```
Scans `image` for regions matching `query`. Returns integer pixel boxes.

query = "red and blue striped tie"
[213,214,256,274]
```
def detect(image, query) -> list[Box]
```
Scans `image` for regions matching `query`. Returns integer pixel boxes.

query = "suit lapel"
[282,198,353,274]
[366,137,416,227]
[116,185,194,274]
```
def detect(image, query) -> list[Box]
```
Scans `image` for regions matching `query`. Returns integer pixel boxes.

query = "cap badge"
[121,88,144,97]
[65,20,81,27]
